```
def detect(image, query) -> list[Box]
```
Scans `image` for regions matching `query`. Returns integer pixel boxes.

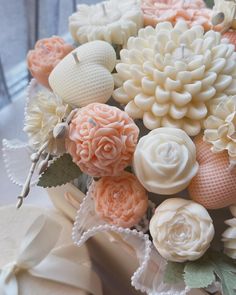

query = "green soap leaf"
[38,153,82,188]
[209,251,236,295]
[184,258,215,289]
[163,262,185,285]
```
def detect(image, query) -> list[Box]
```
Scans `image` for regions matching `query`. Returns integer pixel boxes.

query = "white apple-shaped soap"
[49,40,116,107]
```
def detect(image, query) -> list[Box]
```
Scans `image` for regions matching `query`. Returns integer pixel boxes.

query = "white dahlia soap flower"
[69,0,143,46]
[222,206,236,259]
[150,198,215,262]
[204,95,236,163]
[24,89,70,155]
[113,21,236,136]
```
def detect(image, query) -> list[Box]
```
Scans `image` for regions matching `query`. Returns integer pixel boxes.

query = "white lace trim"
[2,138,40,186]
[72,187,189,295]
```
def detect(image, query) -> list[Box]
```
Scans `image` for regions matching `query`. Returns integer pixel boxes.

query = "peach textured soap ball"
[223,31,236,50]
[188,135,236,209]
[91,171,148,228]
[66,103,139,178]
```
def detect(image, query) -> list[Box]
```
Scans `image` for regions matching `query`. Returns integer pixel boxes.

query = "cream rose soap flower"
[113,21,236,136]
[66,103,139,177]
[150,198,215,262]
[90,171,148,228]
[133,127,198,195]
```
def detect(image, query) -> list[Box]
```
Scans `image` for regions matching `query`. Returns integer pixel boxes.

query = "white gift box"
[0,205,103,295]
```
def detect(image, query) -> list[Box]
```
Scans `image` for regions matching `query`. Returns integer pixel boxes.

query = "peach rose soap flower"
[66,103,139,177]
[90,171,148,228]
[27,36,73,88]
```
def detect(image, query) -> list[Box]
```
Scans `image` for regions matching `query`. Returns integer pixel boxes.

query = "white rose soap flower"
[113,21,236,136]
[204,95,236,163]
[133,127,198,195]
[69,0,143,46]
[150,198,215,262]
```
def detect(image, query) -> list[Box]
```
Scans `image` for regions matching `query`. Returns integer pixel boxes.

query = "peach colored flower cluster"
[27,36,73,88]
[141,0,214,30]
[91,172,148,228]
[66,103,139,177]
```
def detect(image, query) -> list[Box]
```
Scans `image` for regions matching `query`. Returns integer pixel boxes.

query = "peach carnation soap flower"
[150,198,214,262]
[91,171,148,228]
[66,103,139,177]
[27,36,73,88]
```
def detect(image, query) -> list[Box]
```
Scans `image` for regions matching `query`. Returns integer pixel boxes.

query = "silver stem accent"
[72,52,79,64]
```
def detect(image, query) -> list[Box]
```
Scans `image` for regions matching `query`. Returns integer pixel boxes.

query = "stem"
[16,141,49,209]
[101,3,107,16]
[72,52,79,64]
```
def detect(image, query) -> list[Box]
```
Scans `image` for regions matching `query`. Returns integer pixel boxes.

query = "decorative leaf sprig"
[163,250,236,295]
[38,153,82,188]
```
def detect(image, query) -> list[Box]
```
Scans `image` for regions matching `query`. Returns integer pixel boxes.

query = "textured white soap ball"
[49,41,116,108]
[113,21,236,136]
[133,127,199,194]
[222,205,236,259]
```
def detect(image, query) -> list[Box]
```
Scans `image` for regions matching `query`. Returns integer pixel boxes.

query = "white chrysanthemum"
[222,206,236,259]
[24,89,70,155]
[204,95,236,161]
[69,0,143,46]
[113,21,236,136]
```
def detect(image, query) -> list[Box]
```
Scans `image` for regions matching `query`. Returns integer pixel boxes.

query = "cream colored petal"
[204,129,219,141]
[143,112,161,129]
[113,87,132,104]
[211,138,228,152]
[134,93,155,111]
[125,100,144,119]
[152,102,169,116]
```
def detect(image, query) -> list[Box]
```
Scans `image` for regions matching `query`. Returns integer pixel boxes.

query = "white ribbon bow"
[0,214,102,295]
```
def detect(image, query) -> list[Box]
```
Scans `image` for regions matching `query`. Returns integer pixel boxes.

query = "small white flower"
[24,89,70,155]
[150,198,215,262]
[204,95,236,162]
[222,205,236,259]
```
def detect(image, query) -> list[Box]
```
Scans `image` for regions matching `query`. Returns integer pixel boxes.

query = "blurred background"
[0,0,97,108]
[0,0,214,109]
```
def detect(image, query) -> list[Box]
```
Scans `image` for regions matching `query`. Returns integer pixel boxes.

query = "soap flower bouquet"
[3,0,236,294]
